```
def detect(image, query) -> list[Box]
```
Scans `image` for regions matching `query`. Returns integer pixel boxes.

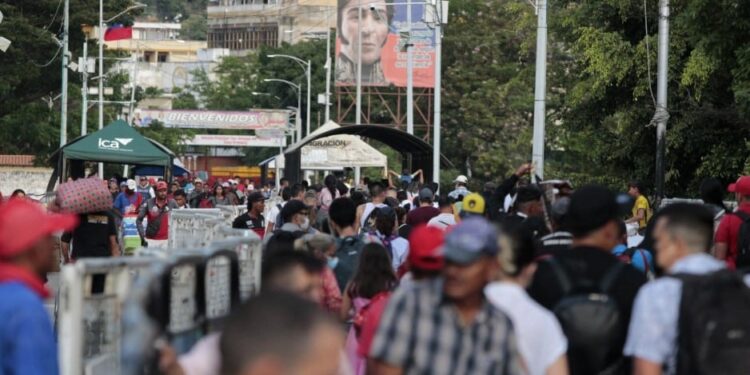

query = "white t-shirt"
[267,201,286,225]
[485,282,568,375]
[389,236,409,271]
[427,212,457,230]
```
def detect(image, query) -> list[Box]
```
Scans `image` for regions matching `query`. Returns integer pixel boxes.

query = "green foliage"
[0,0,141,164]
[180,14,206,40]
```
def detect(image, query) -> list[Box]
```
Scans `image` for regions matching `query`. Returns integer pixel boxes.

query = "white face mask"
[300,216,310,231]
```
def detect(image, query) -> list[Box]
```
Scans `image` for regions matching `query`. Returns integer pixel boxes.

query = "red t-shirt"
[715,203,750,270]
[406,206,441,226]
[146,200,170,240]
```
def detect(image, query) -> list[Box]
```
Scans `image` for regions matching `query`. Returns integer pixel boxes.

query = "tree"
[0,0,142,164]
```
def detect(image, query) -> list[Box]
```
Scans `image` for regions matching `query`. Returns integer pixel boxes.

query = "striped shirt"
[369,277,526,375]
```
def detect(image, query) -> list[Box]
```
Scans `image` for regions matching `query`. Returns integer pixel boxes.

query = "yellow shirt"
[632,195,650,229]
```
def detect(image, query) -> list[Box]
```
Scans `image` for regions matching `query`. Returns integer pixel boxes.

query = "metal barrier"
[659,198,737,211]
[167,209,224,250]
[208,228,263,301]
[58,257,163,375]
[59,207,264,375]
[120,249,243,375]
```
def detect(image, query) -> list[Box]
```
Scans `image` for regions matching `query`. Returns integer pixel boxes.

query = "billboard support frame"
[335,86,433,141]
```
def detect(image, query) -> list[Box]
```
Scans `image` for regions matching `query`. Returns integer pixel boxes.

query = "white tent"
[262,121,388,172]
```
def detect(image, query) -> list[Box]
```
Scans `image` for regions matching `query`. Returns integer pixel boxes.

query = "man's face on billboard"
[341,0,389,65]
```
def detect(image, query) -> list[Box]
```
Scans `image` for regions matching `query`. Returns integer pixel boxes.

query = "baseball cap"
[246,192,266,205]
[419,187,434,201]
[728,176,750,196]
[119,181,128,187]
[194,178,203,184]
[441,217,499,265]
[281,200,309,221]
[462,193,486,215]
[408,225,445,271]
[126,179,137,191]
[566,185,626,238]
[222,182,230,188]
[454,175,468,184]
[156,181,168,191]
[139,176,147,181]
[515,185,542,204]
[0,199,78,258]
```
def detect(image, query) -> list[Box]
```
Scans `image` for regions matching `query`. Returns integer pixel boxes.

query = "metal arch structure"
[282,124,452,184]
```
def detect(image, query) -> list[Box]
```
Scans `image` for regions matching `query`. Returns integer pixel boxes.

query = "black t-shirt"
[61,211,117,259]
[232,212,266,238]
[528,246,647,368]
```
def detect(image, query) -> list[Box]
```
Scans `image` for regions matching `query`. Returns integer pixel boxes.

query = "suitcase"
[56,177,113,214]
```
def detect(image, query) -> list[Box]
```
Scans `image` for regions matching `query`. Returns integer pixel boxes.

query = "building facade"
[207,0,335,51]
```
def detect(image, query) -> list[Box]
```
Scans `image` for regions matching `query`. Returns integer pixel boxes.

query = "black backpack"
[359,204,384,235]
[675,270,750,374]
[547,259,627,374]
[733,212,750,269]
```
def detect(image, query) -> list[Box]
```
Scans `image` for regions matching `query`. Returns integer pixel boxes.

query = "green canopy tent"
[48,120,175,188]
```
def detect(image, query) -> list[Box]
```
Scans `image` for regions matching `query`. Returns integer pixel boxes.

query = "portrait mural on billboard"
[335,0,436,88]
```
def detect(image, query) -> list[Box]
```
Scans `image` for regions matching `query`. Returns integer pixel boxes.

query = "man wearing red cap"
[715,176,750,269]
[137,181,177,248]
[0,199,78,374]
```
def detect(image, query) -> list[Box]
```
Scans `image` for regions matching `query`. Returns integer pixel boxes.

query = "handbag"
[56,177,113,214]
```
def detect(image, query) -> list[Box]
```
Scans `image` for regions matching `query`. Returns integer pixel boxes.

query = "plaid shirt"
[369,277,526,375]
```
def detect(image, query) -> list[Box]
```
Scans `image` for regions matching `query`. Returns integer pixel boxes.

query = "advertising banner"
[135,109,290,130]
[183,135,286,148]
[335,1,435,87]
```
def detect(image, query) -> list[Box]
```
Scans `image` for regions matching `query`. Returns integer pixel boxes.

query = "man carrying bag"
[137,181,177,249]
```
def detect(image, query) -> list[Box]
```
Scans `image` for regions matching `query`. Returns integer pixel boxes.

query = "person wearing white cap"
[114,179,144,217]
[448,175,471,201]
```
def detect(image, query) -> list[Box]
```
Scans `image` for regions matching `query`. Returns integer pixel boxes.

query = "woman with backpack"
[340,243,398,375]
[366,206,410,271]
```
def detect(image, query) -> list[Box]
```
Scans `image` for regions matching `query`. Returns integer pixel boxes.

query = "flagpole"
[98,0,104,177]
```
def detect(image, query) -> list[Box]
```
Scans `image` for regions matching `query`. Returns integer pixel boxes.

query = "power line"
[43,0,65,31]
[644,0,657,108]
[31,45,63,67]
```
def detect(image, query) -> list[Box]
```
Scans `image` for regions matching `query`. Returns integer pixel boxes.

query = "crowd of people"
[2,164,750,375]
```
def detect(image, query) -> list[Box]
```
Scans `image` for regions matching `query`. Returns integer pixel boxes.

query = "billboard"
[335,0,435,88]
[135,109,290,130]
[183,135,286,148]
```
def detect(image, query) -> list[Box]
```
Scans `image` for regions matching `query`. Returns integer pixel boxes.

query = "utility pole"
[654,0,670,200]
[324,26,331,122]
[81,36,88,135]
[531,0,548,180]
[306,59,311,136]
[59,0,70,147]
[98,0,104,177]
[406,0,414,135]
[355,0,363,125]
[432,0,443,184]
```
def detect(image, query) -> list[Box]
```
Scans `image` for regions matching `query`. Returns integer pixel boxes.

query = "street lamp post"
[264,78,302,143]
[267,54,311,137]
[97,1,146,176]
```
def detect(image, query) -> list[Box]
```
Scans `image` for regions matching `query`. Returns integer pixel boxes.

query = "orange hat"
[407,225,445,271]
[0,200,78,259]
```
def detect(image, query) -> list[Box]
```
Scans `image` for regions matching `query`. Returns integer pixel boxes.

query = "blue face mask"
[327,256,339,270]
